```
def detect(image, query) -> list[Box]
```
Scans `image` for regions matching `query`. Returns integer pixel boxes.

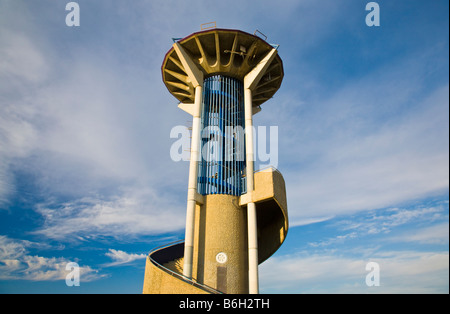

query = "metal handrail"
[148,239,184,256]
[256,165,283,177]
[241,166,282,194]
[148,240,223,294]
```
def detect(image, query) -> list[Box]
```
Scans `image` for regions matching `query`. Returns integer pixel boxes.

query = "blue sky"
[0,0,448,294]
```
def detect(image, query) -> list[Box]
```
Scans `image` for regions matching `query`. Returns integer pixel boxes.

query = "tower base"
[192,194,249,294]
[143,167,288,294]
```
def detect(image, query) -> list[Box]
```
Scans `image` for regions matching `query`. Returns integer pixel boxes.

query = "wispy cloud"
[104,249,146,267]
[270,201,449,293]
[307,203,449,248]
[338,205,447,235]
[32,187,186,241]
[0,28,45,207]
[308,232,358,248]
[276,70,449,225]
[389,222,449,245]
[0,2,189,237]
[0,0,189,203]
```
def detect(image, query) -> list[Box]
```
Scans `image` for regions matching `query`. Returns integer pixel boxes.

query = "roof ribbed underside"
[162,29,284,107]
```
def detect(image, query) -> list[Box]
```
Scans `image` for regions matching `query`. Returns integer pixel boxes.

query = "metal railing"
[201,22,216,30]
[256,165,282,176]
[241,166,282,194]
[148,240,223,294]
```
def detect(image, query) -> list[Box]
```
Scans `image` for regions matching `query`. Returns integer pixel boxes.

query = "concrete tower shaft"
[143,28,288,295]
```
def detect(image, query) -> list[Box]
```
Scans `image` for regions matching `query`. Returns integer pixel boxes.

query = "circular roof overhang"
[161,28,284,107]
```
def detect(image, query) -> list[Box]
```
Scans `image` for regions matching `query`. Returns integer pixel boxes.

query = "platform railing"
[241,166,281,194]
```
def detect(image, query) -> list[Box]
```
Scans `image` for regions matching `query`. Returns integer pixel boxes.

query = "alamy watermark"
[365,2,380,27]
[65,2,80,27]
[170,125,279,169]
[65,262,80,287]
[64,2,380,28]
[365,262,380,287]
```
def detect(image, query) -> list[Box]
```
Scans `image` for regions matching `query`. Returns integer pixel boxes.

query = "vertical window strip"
[198,75,245,196]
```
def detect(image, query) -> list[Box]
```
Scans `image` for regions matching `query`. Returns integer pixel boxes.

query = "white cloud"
[0,2,189,211]
[262,38,449,226]
[0,28,45,207]
[338,205,447,235]
[390,222,449,245]
[308,204,448,248]
[32,187,186,241]
[0,29,48,84]
[260,250,449,294]
[264,202,449,293]
[276,75,449,225]
[104,249,146,267]
[308,232,358,248]
[260,253,367,293]
[0,235,103,282]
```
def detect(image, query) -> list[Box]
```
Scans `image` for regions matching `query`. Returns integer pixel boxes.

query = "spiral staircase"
[143,167,288,294]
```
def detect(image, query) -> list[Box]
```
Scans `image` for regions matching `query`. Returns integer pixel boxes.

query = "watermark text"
[170,125,279,168]
[365,262,380,287]
[65,262,80,286]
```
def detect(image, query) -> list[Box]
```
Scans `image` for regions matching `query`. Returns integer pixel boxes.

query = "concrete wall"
[143,258,209,294]
[193,194,249,294]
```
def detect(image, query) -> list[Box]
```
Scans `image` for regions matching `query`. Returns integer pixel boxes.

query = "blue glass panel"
[197,75,246,196]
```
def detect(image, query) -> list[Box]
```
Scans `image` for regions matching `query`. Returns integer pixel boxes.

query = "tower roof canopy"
[162,28,284,107]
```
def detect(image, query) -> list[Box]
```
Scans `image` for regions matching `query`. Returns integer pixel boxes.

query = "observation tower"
[143,27,288,294]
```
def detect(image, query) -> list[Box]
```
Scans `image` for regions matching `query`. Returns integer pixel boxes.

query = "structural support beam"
[247,201,258,293]
[244,87,259,294]
[244,88,255,191]
[244,48,278,90]
[172,44,204,279]
[182,85,202,279]
[242,48,277,295]
[178,102,195,116]
[173,42,204,88]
